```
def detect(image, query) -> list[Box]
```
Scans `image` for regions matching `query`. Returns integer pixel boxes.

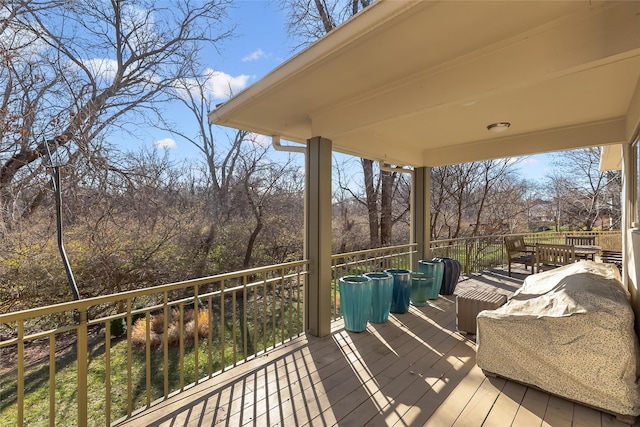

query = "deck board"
[540,395,574,427]
[117,267,639,427]
[482,380,527,427]
[452,376,507,427]
[511,387,549,427]
[573,403,605,427]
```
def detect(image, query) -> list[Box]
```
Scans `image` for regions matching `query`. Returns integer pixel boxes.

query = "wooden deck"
[118,267,633,427]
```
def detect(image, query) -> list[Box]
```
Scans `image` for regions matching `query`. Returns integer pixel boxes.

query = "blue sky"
[146,1,294,158]
[143,1,552,181]
[515,153,553,181]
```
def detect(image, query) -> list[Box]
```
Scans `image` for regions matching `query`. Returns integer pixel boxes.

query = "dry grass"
[131,309,211,349]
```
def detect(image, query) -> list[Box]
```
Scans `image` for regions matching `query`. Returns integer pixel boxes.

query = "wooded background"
[0,1,621,313]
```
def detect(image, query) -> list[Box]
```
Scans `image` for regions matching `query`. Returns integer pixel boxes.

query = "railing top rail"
[431,230,620,245]
[1,259,309,323]
[331,243,417,260]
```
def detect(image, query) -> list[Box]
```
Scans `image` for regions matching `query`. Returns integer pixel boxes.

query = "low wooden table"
[574,245,600,261]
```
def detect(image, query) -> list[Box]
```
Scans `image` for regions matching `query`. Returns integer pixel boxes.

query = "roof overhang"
[209,0,640,167]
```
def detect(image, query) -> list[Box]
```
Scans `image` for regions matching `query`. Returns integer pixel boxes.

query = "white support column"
[412,167,431,270]
[305,137,332,337]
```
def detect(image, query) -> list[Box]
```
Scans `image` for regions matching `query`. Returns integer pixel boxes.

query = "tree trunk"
[244,214,263,269]
[380,170,394,246]
[193,223,217,277]
[362,159,379,247]
[314,0,335,32]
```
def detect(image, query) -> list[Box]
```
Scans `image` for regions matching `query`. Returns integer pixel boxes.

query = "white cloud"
[518,158,540,167]
[242,48,269,62]
[174,69,251,102]
[121,4,156,50]
[82,58,119,81]
[153,138,177,149]
[203,69,251,100]
[248,133,271,147]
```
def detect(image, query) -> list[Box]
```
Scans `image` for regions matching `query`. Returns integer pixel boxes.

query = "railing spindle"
[252,282,258,357]
[126,299,133,417]
[17,320,24,427]
[179,303,184,391]
[77,310,88,427]
[163,291,169,398]
[243,276,248,361]
[105,319,111,426]
[232,288,237,366]
[280,267,285,342]
[271,276,276,349]
[220,279,226,372]
[262,272,267,354]
[207,296,213,377]
[49,334,55,426]
[194,285,199,384]
[145,311,151,407]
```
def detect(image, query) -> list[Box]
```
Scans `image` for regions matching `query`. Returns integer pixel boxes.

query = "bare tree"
[549,148,619,231]
[164,69,304,274]
[332,156,368,252]
[430,160,522,239]
[240,156,302,268]
[0,0,233,229]
[280,0,371,49]
[438,163,478,238]
[279,0,407,250]
[361,158,380,245]
[486,179,541,233]
[467,159,514,236]
[602,170,622,230]
[546,172,572,231]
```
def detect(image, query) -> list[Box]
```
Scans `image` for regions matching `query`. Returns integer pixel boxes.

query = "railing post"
[413,167,431,270]
[465,238,470,275]
[17,321,24,427]
[76,309,88,427]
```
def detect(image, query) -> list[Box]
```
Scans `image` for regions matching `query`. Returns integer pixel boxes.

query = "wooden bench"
[536,243,575,273]
[566,235,596,246]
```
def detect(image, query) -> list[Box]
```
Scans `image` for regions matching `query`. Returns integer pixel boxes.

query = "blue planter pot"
[384,269,412,314]
[418,260,444,299]
[410,272,433,306]
[364,272,393,323]
[339,275,373,332]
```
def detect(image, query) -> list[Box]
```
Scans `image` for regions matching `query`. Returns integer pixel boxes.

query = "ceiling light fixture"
[487,122,511,133]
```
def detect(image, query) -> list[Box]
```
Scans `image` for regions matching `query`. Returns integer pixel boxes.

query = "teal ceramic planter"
[364,272,393,323]
[418,260,444,299]
[384,269,412,313]
[410,272,433,306]
[339,275,373,332]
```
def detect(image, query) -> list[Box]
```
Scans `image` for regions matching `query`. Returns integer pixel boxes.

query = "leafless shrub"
[131,309,211,349]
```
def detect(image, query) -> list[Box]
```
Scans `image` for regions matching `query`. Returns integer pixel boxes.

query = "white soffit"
[209,0,640,167]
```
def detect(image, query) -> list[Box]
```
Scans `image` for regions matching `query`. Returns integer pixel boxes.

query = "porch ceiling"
[209,0,640,167]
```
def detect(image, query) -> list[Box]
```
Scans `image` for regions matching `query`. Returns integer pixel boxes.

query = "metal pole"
[53,165,80,300]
